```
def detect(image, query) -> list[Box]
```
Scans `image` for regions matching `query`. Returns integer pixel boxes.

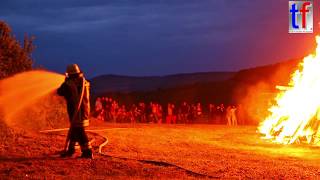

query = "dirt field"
[1,123,320,179]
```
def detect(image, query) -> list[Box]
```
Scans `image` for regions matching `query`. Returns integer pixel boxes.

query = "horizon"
[92,70,235,78]
[84,57,302,79]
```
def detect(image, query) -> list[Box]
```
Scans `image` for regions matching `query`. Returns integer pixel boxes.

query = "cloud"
[0,0,312,77]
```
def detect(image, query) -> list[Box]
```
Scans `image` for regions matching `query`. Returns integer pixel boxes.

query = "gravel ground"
[1,123,320,179]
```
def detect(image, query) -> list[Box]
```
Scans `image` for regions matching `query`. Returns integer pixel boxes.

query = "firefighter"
[57,64,93,159]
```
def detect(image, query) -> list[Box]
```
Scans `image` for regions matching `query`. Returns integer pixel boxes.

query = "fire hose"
[39,128,215,178]
[40,128,110,154]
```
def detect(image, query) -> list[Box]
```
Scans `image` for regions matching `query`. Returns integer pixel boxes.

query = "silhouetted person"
[58,64,93,159]
[196,103,202,122]
[130,104,138,124]
[226,105,232,125]
[209,104,216,123]
[180,102,189,123]
[94,97,103,121]
[166,103,175,124]
[217,104,225,124]
[138,102,146,123]
[230,105,237,126]
[146,102,153,123]
[105,97,112,121]
[151,103,159,123]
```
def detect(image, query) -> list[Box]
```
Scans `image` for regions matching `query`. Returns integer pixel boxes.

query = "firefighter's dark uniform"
[57,64,93,158]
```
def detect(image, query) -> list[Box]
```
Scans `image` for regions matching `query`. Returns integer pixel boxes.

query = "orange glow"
[259,36,320,145]
[0,70,64,126]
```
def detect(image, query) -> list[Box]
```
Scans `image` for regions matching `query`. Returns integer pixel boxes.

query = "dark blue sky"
[1,0,319,78]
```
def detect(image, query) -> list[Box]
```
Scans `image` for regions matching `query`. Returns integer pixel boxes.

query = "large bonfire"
[259,36,320,145]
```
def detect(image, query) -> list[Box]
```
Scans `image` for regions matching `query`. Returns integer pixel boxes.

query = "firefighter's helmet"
[66,64,81,75]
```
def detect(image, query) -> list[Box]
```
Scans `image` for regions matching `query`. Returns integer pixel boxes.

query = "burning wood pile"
[259,36,320,145]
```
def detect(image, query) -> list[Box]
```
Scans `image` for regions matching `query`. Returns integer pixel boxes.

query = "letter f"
[290,4,299,29]
[300,2,311,28]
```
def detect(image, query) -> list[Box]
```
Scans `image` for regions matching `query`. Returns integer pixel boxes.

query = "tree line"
[0,21,34,79]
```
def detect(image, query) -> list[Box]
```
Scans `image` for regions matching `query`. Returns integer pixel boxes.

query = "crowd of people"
[94,97,241,125]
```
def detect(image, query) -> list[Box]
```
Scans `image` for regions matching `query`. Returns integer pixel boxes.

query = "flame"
[259,36,320,145]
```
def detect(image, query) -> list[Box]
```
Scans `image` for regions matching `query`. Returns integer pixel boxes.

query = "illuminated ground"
[1,123,320,179]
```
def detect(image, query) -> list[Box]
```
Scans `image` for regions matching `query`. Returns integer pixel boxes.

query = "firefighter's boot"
[60,148,75,158]
[60,143,75,158]
[81,149,93,159]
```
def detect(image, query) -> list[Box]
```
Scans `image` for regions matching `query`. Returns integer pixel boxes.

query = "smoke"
[233,60,300,125]
[236,82,276,125]
[0,70,66,129]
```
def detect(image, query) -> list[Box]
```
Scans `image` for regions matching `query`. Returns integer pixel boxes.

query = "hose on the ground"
[40,128,215,178]
[40,128,111,154]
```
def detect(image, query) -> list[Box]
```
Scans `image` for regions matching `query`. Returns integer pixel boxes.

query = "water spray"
[0,70,64,127]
